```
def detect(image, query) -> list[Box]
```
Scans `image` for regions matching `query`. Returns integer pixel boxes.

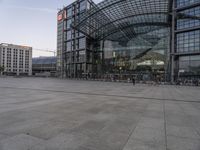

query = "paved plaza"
[0,77,199,150]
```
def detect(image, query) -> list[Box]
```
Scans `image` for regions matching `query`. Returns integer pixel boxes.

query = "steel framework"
[73,0,172,41]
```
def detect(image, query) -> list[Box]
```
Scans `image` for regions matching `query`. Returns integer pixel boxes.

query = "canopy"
[73,0,172,41]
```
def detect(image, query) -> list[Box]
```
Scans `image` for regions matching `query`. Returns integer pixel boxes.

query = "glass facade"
[66,19,72,29]
[67,7,72,18]
[78,38,86,50]
[176,30,200,53]
[57,0,200,81]
[57,0,93,78]
[176,0,199,7]
[174,0,200,79]
[73,0,171,81]
[179,55,200,76]
[80,1,86,12]
[177,6,200,30]
[57,12,64,76]
[102,28,170,76]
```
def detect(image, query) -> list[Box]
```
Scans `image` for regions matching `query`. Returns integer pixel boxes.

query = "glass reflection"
[99,28,170,81]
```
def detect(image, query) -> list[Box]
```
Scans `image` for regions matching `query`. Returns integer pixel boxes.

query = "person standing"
[132,76,135,85]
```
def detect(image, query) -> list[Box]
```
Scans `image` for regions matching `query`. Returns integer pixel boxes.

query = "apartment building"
[0,43,32,76]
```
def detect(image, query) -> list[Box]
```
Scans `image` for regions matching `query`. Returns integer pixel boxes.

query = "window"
[67,41,71,52]
[87,52,92,63]
[67,7,72,17]
[71,40,76,50]
[78,51,86,62]
[176,0,200,8]
[67,19,72,29]
[87,1,91,9]
[66,53,71,63]
[78,38,86,49]
[179,55,200,74]
[176,30,200,53]
[67,30,72,40]
[177,6,200,30]
[80,1,86,12]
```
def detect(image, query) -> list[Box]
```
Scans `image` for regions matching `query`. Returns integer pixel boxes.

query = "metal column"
[171,0,176,83]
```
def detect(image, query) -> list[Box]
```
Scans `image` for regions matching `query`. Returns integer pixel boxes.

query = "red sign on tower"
[57,14,63,21]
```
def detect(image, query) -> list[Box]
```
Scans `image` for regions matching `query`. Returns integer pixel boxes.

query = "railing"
[66,74,200,86]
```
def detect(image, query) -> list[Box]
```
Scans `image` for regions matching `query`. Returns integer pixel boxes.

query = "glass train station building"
[57,0,200,82]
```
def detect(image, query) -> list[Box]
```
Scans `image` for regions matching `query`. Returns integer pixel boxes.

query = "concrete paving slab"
[137,117,164,129]
[123,139,166,150]
[167,125,200,140]
[130,126,165,145]
[0,77,199,150]
[45,133,89,150]
[0,134,9,142]
[0,134,45,150]
[167,136,200,150]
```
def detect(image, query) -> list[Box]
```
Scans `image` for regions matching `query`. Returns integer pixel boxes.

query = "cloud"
[4,5,57,13]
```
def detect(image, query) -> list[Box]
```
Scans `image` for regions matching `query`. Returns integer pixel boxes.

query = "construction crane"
[33,48,56,57]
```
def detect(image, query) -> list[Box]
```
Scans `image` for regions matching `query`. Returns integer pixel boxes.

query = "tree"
[0,66,4,75]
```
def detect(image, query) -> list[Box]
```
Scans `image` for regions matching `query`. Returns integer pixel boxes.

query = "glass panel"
[67,19,72,29]
[179,55,200,74]
[80,0,86,12]
[75,0,170,41]
[78,38,86,49]
[176,30,200,53]
[67,41,71,52]
[67,7,72,17]
[176,0,200,8]
[177,6,200,30]
[67,30,72,40]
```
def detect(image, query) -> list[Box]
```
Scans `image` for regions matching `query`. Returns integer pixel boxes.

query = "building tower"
[57,0,93,78]
[171,0,200,81]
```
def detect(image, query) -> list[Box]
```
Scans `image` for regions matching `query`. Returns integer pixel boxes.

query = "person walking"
[194,79,199,86]
[132,76,135,86]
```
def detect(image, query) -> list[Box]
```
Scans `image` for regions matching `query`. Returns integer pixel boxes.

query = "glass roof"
[32,57,57,65]
[74,0,172,41]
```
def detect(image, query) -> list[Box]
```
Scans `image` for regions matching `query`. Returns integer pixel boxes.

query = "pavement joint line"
[178,102,200,138]
[163,100,168,150]
[121,104,149,150]
[173,87,200,137]
[0,86,200,103]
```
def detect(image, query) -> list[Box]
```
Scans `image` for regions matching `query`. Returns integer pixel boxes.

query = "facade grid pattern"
[58,0,200,81]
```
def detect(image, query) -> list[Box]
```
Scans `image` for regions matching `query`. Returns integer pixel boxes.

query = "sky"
[0,0,102,57]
